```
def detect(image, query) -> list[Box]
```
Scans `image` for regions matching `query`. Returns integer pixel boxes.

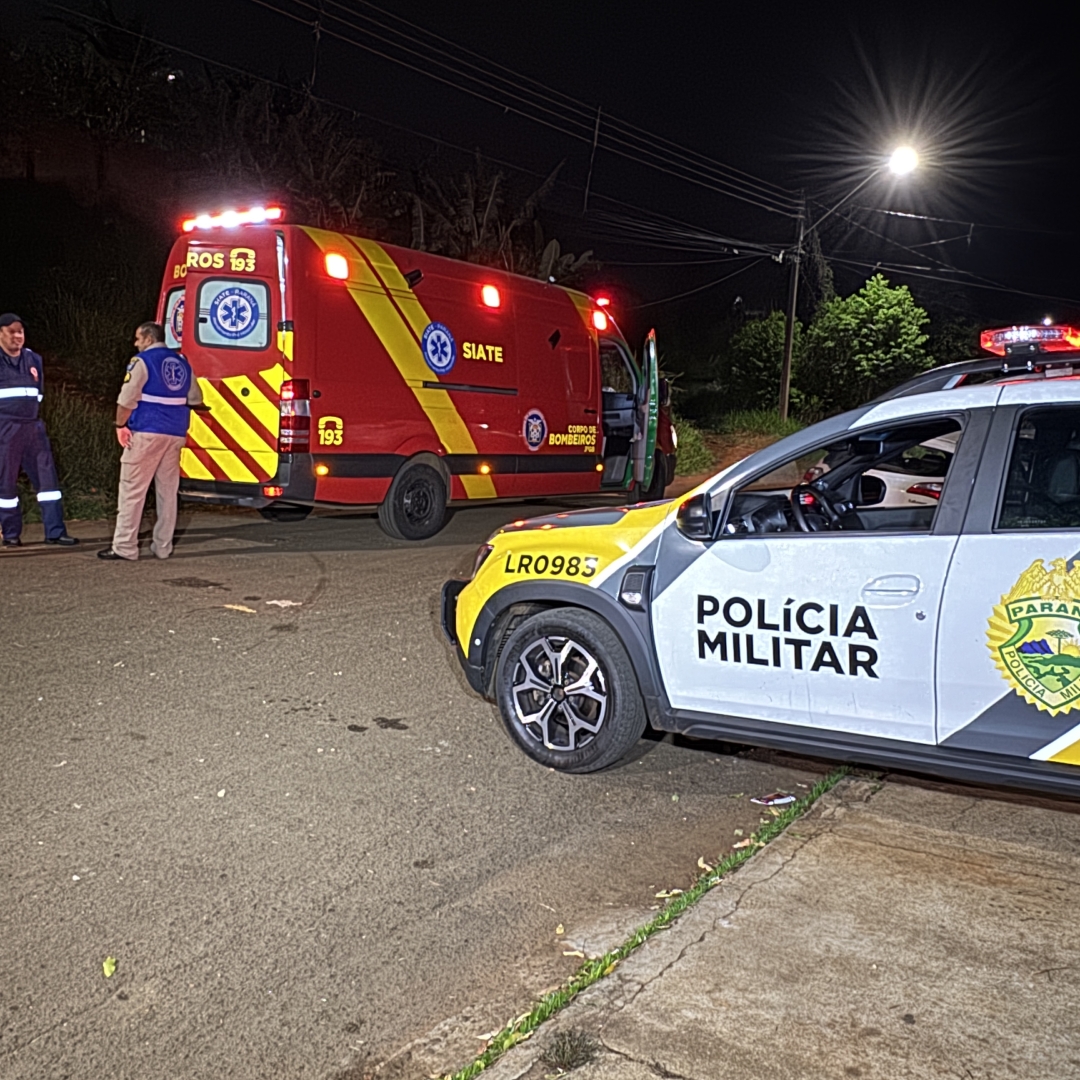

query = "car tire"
[258,504,312,522]
[377,462,447,540]
[495,608,647,773]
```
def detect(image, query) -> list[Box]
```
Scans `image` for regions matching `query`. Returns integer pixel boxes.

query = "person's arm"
[186,371,208,410]
[115,358,147,447]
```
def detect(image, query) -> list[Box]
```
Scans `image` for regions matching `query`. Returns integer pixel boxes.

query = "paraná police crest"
[988,557,1080,715]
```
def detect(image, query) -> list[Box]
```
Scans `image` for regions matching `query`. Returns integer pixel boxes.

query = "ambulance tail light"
[980,324,1080,356]
[906,482,942,500]
[325,253,350,279]
[592,310,609,331]
[278,379,310,452]
[262,485,284,498]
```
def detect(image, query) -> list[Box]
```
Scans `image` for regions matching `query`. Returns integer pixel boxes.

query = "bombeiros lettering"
[548,424,597,451]
[695,593,879,678]
[184,247,257,272]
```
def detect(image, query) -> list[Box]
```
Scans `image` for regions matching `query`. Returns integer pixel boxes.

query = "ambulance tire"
[259,504,312,522]
[378,462,448,541]
[495,608,647,773]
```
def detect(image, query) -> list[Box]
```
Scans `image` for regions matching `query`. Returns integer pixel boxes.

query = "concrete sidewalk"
[482,778,1080,1080]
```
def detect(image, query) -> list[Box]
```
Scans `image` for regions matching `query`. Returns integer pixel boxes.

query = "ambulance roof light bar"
[181,205,283,233]
[980,324,1080,357]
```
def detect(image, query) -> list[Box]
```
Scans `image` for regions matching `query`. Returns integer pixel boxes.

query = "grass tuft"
[672,415,713,476]
[716,409,805,439]
[442,767,849,1080]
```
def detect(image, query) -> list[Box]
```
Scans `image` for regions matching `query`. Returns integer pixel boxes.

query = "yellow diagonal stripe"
[259,363,287,394]
[221,375,279,437]
[566,288,602,339]
[187,411,259,483]
[302,227,496,499]
[180,447,215,480]
[197,378,276,459]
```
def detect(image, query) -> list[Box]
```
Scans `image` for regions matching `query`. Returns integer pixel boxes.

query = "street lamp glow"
[889,146,919,175]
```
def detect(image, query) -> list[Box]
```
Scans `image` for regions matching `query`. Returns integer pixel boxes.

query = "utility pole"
[778,195,806,421]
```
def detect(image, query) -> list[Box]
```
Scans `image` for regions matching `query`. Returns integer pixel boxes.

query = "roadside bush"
[18,389,118,521]
[673,415,713,475]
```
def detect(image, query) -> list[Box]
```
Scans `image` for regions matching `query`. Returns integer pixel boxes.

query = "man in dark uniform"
[0,313,78,547]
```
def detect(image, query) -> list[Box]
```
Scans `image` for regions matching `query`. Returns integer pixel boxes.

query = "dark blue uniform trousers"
[0,419,67,540]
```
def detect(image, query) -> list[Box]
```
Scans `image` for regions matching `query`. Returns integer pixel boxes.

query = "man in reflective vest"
[98,321,202,561]
[0,312,78,547]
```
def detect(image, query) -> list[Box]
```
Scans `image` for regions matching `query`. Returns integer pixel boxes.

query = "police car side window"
[195,279,271,350]
[998,406,1080,530]
[722,417,961,537]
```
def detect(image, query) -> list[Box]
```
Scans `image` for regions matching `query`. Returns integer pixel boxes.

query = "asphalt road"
[0,502,825,1080]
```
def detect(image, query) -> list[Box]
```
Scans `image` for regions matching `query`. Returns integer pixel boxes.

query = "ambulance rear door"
[173,232,283,488]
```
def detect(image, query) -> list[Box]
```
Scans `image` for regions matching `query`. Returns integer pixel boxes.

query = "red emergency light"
[595,296,611,307]
[980,324,1080,356]
[481,284,501,308]
[592,310,609,331]
[325,253,349,279]
[181,206,283,233]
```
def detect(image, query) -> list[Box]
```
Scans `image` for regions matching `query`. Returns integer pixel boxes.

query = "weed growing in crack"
[540,1029,601,1072]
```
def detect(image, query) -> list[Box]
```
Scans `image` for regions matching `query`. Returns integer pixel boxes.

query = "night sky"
[8,0,1079,334]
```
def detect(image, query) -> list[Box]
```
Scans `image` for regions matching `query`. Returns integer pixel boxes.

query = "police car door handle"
[861,574,921,599]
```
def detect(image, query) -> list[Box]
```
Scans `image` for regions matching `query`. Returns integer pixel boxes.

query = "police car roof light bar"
[980,324,1080,357]
[181,206,283,233]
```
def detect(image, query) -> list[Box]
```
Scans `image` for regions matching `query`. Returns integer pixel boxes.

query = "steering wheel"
[789,484,840,532]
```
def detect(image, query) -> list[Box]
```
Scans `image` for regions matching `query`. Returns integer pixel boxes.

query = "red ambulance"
[157,206,676,539]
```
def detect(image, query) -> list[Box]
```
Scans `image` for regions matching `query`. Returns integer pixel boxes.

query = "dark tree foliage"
[410,157,595,283]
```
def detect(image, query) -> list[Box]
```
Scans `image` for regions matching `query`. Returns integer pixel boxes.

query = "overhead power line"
[242,0,801,217]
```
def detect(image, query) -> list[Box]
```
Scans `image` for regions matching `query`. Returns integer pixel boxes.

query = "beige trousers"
[111,431,187,560]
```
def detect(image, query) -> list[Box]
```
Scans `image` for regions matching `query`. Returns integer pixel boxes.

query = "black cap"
[0,313,25,329]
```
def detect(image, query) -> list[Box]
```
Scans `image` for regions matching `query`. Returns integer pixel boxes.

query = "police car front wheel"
[495,608,647,773]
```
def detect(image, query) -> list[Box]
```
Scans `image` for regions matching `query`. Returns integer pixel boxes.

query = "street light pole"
[777,147,918,420]
[778,196,805,422]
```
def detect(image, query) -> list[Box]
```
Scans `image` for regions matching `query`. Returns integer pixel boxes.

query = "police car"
[442,325,1080,797]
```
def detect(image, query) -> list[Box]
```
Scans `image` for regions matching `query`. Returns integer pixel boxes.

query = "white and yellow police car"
[443,325,1080,796]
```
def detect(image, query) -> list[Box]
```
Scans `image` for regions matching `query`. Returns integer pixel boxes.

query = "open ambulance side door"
[633,329,660,487]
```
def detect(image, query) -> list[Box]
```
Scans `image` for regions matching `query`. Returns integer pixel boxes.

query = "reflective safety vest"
[129,345,192,437]
[0,348,43,422]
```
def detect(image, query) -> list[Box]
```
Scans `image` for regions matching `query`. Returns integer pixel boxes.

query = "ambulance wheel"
[495,608,647,773]
[378,463,447,540]
[259,504,312,522]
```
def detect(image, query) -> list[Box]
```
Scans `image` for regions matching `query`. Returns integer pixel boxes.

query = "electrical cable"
[631,258,767,308]
[243,0,800,215]
[332,0,796,201]
[824,255,1080,307]
[851,204,1073,237]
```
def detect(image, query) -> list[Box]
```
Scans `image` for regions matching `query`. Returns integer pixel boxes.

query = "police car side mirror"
[676,493,714,541]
